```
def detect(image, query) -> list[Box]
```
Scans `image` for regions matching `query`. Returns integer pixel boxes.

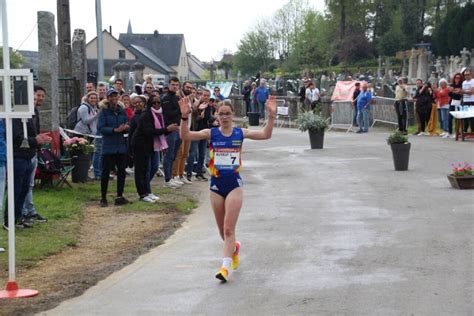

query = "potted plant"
[387,131,410,171]
[63,137,94,183]
[447,162,474,189]
[297,111,329,149]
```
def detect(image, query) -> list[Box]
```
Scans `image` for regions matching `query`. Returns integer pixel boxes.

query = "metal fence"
[58,77,81,126]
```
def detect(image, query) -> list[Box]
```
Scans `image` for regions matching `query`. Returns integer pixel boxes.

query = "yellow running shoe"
[231,241,241,270]
[215,266,229,282]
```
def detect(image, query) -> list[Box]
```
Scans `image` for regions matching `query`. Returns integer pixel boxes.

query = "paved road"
[44,128,473,315]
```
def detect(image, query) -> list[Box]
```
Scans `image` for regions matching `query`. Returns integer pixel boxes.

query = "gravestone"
[401,58,407,77]
[72,29,87,96]
[449,55,455,76]
[460,47,470,68]
[377,56,382,78]
[435,57,443,75]
[37,11,59,131]
[453,56,461,73]
[471,49,474,68]
[416,50,428,82]
[384,57,391,81]
[408,48,417,82]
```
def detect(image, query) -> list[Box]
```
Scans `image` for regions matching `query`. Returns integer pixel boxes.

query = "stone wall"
[228,94,415,128]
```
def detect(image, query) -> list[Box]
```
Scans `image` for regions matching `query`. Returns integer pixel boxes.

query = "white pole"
[1,0,17,282]
[95,0,104,82]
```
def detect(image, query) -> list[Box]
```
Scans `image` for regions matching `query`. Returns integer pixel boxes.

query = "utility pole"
[57,0,72,77]
[96,0,104,82]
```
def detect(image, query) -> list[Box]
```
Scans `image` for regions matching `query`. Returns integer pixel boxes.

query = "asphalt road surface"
[44,128,474,315]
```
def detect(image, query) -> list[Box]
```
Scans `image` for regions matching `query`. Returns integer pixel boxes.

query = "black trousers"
[133,149,151,197]
[448,105,456,134]
[417,109,431,132]
[101,153,127,200]
[394,100,407,132]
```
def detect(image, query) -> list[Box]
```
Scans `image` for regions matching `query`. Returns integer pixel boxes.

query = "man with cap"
[97,88,130,207]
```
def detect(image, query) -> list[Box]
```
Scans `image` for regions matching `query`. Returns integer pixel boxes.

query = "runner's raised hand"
[179,96,190,118]
[265,95,277,117]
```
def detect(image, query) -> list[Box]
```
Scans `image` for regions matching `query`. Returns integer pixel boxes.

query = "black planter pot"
[248,112,260,126]
[308,129,325,149]
[390,142,410,171]
[71,154,91,183]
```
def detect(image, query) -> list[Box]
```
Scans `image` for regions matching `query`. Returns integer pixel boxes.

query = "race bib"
[214,149,240,169]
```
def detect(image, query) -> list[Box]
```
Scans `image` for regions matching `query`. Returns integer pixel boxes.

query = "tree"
[0,48,25,68]
[218,59,233,80]
[431,3,474,56]
[377,8,408,56]
[234,28,274,76]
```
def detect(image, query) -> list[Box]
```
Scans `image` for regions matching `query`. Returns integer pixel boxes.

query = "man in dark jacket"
[161,77,182,188]
[97,89,129,207]
[241,81,252,116]
[4,86,51,229]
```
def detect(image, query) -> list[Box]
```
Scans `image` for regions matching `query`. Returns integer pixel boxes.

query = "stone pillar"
[377,56,382,78]
[408,48,417,83]
[401,58,407,78]
[72,29,87,96]
[132,62,145,90]
[37,11,59,131]
[417,50,428,82]
[112,62,121,82]
[384,57,391,81]
[57,0,72,77]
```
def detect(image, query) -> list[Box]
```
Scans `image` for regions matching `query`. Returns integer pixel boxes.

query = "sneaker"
[173,176,184,185]
[140,196,155,203]
[180,176,192,184]
[125,167,134,174]
[114,196,130,206]
[30,213,48,223]
[18,218,33,228]
[195,174,208,182]
[215,266,229,282]
[422,132,429,136]
[164,180,181,189]
[442,133,450,138]
[100,199,108,207]
[356,130,363,134]
[148,193,160,201]
[231,241,241,270]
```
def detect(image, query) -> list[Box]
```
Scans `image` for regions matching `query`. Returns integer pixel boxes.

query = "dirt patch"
[0,183,204,316]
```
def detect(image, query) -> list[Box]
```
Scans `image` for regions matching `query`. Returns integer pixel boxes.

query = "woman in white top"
[461,69,474,132]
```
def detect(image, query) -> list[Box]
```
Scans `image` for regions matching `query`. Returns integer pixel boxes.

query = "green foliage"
[387,130,409,145]
[297,111,328,132]
[234,28,274,76]
[432,3,474,56]
[233,0,468,76]
[0,48,25,68]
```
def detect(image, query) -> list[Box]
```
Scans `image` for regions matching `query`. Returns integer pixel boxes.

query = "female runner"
[179,95,276,282]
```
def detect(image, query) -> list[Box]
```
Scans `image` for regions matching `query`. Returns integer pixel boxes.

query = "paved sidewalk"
[43,128,473,315]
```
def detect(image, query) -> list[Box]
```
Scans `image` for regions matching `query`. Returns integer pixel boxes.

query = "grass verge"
[0,180,196,269]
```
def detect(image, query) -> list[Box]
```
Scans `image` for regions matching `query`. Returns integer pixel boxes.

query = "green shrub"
[387,131,409,144]
[297,111,328,132]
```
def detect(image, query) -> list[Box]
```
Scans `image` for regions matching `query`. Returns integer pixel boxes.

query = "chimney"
[154,30,159,37]
[109,25,112,35]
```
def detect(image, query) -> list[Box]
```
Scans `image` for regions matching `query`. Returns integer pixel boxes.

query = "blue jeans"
[0,165,5,221]
[186,139,208,176]
[163,131,181,181]
[257,101,266,120]
[147,151,160,193]
[357,107,369,132]
[22,155,38,217]
[4,158,35,226]
[93,137,103,179]
[438,108,449,132]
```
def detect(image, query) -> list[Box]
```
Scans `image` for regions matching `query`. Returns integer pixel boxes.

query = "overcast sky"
[3,0,325,62]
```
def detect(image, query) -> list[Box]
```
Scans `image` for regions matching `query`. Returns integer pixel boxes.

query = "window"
[118,50,125,59]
